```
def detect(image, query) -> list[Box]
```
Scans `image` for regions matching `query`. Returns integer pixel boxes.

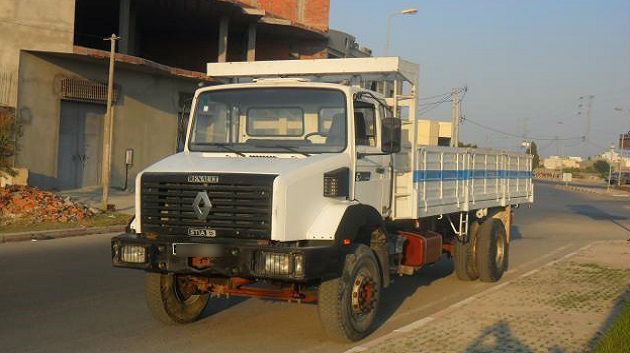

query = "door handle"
[375,167,386,174]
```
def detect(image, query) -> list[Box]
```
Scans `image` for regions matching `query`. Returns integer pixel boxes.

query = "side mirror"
[381,118,401,154]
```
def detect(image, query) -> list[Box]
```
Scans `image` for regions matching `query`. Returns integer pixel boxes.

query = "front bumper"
[111,233,343,282]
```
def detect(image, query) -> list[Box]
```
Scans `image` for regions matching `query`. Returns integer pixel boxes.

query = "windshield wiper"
[254,144,310,157]
[211,143,246,157]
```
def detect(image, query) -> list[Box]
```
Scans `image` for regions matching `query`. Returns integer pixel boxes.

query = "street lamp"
[385,8,418,55]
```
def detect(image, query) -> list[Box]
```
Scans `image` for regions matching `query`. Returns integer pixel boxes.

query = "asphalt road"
[1,182,629,353]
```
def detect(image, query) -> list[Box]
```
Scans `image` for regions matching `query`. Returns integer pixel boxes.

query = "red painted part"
[190,276,317,303]
[399,230,443,267]
[224,286,318,303]
[190,257,212,269]
[442,242,455,255]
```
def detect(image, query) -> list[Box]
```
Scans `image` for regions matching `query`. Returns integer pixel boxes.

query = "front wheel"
[317,245,382,342]
[144,273,209,324]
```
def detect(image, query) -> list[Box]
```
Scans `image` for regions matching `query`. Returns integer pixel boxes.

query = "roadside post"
[562,172,572,187]
[607,145,614,192]
[101,34,120,210]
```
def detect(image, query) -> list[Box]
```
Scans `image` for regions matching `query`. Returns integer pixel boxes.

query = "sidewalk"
[350,241,630,353]
[59,186,136,215]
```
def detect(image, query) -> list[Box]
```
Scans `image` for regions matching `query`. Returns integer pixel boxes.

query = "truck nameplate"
[187,175,220,183]
[187,228,217,237]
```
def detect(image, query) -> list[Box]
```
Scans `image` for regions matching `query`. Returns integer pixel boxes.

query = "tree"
[0,108,20,177]
[458,142,478,148]
[526,142,540,168]
[592,160,610,178]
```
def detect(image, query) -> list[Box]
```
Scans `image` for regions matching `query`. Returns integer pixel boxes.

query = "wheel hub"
[495,234,505,266]
[175,275,197,303]
[351,272,377,315]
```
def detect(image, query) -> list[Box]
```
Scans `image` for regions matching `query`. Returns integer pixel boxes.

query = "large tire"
[317,245,382,342]
[476,219,508,282]
[454,222,479,281]
[144,273,209,324]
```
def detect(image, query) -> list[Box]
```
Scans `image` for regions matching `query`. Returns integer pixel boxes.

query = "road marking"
[344,242,594,353]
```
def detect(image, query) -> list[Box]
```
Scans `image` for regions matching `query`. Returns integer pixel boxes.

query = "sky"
[329,0,630,157]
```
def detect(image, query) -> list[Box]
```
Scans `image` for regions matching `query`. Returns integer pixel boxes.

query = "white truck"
[111,57,533,342]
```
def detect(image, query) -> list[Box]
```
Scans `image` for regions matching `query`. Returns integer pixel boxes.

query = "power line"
[461,116,584,141]
[417,96,453,115]
[418,91,452,101]
[418,96,452,107]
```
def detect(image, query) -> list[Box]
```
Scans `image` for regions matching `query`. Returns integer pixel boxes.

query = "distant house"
[600,150,630,168]
[417,120,452,146]
[543,156,582,170]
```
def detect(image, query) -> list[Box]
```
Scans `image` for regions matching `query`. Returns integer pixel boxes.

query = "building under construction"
[0,0,369,190]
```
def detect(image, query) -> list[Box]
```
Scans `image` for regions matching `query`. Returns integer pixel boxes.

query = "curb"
[0,225,125,243]
[557,184,629,197]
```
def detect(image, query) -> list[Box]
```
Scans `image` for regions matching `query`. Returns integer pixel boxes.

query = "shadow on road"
[375,257,454,327]
[568,204,628,221]
[568,204,630,236]
[201,296,248,319]
[511,225,523,241]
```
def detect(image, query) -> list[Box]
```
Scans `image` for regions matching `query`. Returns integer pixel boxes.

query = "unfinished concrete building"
[0,0,356,191]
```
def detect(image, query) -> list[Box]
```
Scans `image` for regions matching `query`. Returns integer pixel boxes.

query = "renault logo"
[192,191,212,220]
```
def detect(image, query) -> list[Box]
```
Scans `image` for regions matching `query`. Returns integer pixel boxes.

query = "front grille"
[140,173,276,239]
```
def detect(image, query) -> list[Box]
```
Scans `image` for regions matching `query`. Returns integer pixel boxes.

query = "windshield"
[188,87,347,154]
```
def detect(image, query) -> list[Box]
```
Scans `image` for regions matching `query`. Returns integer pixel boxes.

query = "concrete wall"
[438,122,452,139]
[255,34,327,61]
[0,0,75,107]
[252,0,329,31]
[16,51,200,190]
[417,120,440,146]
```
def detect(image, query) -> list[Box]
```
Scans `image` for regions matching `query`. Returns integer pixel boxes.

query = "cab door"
[353,99,391,215]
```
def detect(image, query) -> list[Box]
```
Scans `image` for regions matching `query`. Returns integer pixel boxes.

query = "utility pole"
[608,144,614,192]
[578,95,594,144]
[554,135,560,156]
[450,87,464,147]
[617,134,626,187]
[101,34,120,210]
[614,108,630,187]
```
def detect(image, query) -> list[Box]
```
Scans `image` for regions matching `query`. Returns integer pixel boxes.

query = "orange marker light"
[343,239,351,245]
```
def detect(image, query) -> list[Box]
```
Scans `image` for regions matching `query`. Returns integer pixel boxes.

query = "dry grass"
[592,298,630,353]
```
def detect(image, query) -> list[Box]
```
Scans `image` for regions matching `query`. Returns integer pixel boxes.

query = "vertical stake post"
[102,33,120,210]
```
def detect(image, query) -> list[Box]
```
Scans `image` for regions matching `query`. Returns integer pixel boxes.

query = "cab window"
[353,101,377,147]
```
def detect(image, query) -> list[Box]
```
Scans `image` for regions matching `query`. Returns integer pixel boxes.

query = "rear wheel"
[476,219,508,282]
[317,245,382,342]
[145,273,209,324]
[454,222,480,281]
